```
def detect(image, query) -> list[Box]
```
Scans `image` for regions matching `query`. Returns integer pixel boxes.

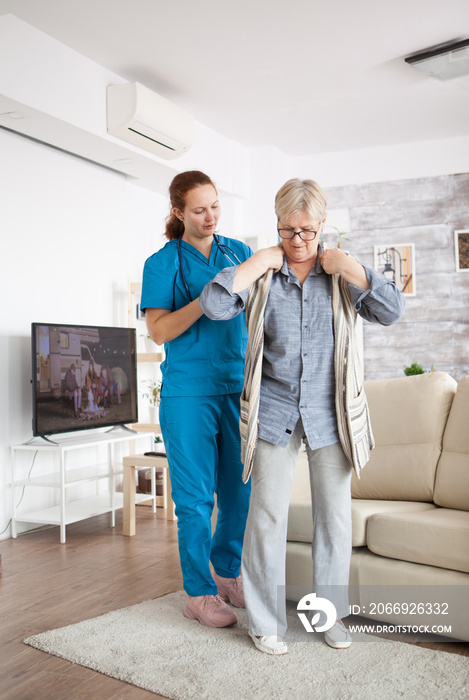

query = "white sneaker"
[324,620,352,649]
[249,631,288,655]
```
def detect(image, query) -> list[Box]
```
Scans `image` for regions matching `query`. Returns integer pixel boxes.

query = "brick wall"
[325,173,469,382]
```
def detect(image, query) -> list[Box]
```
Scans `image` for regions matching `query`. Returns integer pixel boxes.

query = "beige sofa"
[286,371,469,641]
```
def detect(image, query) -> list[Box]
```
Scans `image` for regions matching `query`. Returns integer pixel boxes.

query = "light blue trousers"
[242,420,352,637]
[160,393,251,597]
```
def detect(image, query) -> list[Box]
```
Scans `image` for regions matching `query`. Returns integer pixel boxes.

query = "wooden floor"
[1,507,467,700]
[0,507,182,700]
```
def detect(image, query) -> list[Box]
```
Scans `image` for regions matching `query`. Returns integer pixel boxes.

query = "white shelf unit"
[11,429,154,543]
[128,279,164,366]
[128,279,164,432]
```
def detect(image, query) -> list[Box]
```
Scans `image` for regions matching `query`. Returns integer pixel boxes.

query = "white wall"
[291,134,469,187]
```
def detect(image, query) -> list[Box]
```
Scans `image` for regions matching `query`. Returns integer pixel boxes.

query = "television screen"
[31,323,138,437]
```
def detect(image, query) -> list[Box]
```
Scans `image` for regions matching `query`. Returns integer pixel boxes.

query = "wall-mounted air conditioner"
[106,82,195,160]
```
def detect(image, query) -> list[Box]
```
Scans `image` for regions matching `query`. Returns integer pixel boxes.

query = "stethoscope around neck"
[177,233,242,303]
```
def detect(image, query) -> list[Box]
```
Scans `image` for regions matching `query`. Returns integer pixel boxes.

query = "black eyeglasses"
[277,227,319,241]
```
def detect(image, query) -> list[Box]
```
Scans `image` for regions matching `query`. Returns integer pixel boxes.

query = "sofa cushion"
[434,376,469,511]
[285,541,313,595]
[367,508,469,574]
[287,501,313,544]
[348,549,469,642]
[352,372,457,502]
[288,499,438,547]
[351,500,437,547]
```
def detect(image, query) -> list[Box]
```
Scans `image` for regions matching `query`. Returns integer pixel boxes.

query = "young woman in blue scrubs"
[140,170,252,628]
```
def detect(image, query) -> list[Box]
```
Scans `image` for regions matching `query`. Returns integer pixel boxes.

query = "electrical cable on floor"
[0,451,39,536]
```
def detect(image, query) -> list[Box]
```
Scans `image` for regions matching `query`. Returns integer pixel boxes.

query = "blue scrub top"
[141,235,252,398]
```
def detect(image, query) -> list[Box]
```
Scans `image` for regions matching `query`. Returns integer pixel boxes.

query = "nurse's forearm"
[146,301,204,344]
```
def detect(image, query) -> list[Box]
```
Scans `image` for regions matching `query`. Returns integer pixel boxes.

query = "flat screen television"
[31,323,138,437]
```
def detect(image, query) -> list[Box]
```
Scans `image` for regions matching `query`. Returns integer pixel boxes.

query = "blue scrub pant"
[159,393,251,597]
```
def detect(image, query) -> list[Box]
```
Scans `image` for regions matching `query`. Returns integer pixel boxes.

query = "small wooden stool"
[122,453,176,536]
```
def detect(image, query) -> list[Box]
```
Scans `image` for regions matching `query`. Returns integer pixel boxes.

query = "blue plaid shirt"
[200,248,404,449]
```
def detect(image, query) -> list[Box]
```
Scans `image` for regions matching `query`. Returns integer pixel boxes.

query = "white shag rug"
[24,591,468,700]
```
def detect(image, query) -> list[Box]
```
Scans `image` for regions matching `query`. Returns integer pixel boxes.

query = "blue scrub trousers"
[159,393,251,597]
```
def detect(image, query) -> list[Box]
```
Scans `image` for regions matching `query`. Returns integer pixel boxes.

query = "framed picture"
[373,243,416,296]
[454,230,469,273]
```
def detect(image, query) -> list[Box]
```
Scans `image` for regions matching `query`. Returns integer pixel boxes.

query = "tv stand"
[11,429,154,543]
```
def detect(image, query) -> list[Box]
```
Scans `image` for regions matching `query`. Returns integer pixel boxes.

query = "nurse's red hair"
[165,171,217,241]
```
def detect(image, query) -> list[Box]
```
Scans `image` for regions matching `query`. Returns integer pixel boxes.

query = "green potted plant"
[403,363,435,376]
[142,379,162,425]
[323,225,350,249]
[140,332,155,353]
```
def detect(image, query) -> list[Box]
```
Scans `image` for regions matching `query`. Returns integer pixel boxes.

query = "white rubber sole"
[249,632,288,655]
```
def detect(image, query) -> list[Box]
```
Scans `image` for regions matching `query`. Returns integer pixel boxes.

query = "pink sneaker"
[183,594,238,628]
[212,572,245,608]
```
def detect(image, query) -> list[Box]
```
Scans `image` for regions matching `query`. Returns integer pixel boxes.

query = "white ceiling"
[1,0,469,157]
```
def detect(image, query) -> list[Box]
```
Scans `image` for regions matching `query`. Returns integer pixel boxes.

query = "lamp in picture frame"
[374,243,416,296]
[454,230,469,273]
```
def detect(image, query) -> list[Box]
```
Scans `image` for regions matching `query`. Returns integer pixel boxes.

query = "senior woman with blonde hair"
[199,178,405,655]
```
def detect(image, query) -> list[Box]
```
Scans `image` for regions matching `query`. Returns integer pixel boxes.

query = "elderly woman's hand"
[320,248,349,275]
[320,248,369,290]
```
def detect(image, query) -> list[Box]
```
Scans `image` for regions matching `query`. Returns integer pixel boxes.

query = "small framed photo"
[374,243,416,296]
[454,230,469,273]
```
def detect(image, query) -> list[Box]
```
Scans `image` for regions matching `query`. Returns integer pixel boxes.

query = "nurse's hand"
[255,246,284,272]
[232,246,284,294]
